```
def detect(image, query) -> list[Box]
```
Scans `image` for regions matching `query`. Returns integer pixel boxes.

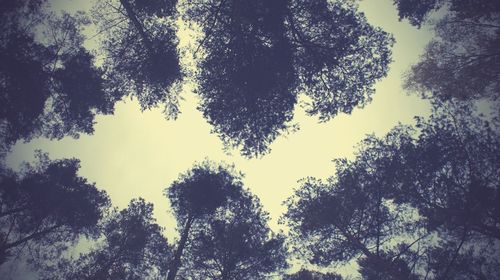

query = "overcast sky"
[6,0,433,251]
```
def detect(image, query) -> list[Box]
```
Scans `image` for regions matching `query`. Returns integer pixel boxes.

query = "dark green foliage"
[394,0,500,27]
[283,269,343,280]
[186,0,393,156]
[166,161,287,279]
[395,0,500,101]
[165,161,244,280]
[92,0,182,117]
[0,152,110,266]
[393,0,439,27]
[283,104,500,279]
[0,32,51,145]
[185,188,288,279]
[167,161,243,221]
[0,3,116,150]
[48,199,171,280]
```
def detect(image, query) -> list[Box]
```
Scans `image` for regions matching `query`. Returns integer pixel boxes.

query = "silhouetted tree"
[184,186,288,279]
[47,198,171,280]
[388,103,500,246]
[283,269,343,280]
[393,0,500,27]
[282,175,420,279]
[0,2,116,155]
[283,103,500,279]
[92,0,183,117]
[185,0,393,156]
[165,160,243,280]
[0,152,110,266]
[394,0,500,101]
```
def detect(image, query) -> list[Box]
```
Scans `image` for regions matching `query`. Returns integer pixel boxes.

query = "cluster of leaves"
[394,0,500,101]
[165,160,288,280]
[0,0,116,153]
[92,0,183,117]
[46,199,171,280]
[283,269,343,280]
[0,152,110,267]
[186,0,394,156]
[0,157,287,280]
[1,0,394,158]
[0,0,184,159]
[282,103,500,279]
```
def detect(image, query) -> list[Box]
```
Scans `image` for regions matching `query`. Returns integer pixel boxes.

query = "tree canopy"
[0,1,116,151]
[394,0,500,101]
[185,0,393,156]
[283,269,343,280]
[165,160,288,279]
[0,152,110,266]
[283,103,500,279]
[1,0,393,157]
[184,183,288,279]
[91,0,183,117]
[47,198,171,280]
[165,160,245,280]
[1,0,498,279]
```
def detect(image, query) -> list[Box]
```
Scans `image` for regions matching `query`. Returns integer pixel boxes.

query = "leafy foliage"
[166,161,243,221]
[48,199,171,280]
[92,0,183,117]
[283,269,343,280]
[185,187,288,279]
[186,0,393,156]
[0,2,116,150]
[395,0,500,101]
[165,160,245,280]
[394,0,500,27]
[0,152,110,265]
[283,103,500,279]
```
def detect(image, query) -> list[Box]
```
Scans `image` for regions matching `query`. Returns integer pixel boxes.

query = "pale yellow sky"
[6,0,433,246]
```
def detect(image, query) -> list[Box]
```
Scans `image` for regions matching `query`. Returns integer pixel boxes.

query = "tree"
[184,185,288,279]
[283,102,500,279]
[185,0,393,156]
[283,269,343,280]
[165,160,244,280]
[391,103,500,244]
[0,152,110,266]
[394,0,500,101]
[0,1,116,151]
[47,198,171,280]
[282,174,420,279]
[393,0,500,27]
[91,0,183,117]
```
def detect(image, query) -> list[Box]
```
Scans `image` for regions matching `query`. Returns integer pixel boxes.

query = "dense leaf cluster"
[283,103,500,279]
[1,0,499,279]
[187,0,393,155]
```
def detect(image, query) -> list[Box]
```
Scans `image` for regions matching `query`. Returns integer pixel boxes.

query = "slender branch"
[193,0,227,58]
[119,0,155,54]
[1,224,62,251]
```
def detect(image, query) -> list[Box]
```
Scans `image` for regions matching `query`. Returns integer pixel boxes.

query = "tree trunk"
[167,216,194,280]
[119,0,155,53]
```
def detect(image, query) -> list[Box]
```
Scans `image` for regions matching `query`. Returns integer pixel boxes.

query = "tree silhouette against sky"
[0,0,498,279]
[186,0,394,156]
[283,103,500,279]
[0,0,117,153]
[0,152,110,266]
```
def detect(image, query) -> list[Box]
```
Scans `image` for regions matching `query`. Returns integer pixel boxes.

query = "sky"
[5,0,433,267]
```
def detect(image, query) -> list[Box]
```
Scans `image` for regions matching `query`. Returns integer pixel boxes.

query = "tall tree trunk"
[167,216,194,280]
[119,0,155,53]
